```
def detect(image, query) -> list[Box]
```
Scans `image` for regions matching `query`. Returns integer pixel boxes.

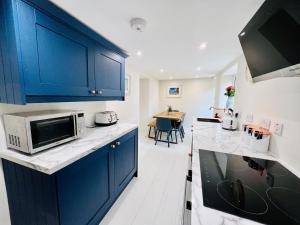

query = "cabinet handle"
[89,90,96,95]
[111,144,116,149]
[96,90,103,95]
[116,141,121,146]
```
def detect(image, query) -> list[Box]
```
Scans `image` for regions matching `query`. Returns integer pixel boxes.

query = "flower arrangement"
[224,86,235,97]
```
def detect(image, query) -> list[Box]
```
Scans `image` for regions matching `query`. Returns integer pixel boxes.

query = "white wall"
[106,74,140,124]
[139,78,160,135]
[0,101,107,225]
[159,78,215,129]
[148,78,160,117]
[235,56,300,173]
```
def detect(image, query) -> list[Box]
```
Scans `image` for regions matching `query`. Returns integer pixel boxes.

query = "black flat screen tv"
[239,0,300,82]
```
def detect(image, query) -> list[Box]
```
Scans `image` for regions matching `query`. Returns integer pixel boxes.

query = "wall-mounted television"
[239,0,300,82]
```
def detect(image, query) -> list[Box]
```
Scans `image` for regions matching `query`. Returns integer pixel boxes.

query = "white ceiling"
[51,0,264,80]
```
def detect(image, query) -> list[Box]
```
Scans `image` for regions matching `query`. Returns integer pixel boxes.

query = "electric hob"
[199,149,300,225]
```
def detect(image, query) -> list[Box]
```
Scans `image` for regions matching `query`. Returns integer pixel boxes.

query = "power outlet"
[272,122,283,136]
[260,119,271,130]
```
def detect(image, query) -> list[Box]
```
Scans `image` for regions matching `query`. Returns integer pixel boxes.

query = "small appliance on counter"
[3,110,86,154]
[221,108,239,131]
[241,123,271,153]
[95,111,119,126]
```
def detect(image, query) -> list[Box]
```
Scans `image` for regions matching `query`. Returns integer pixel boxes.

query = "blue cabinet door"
[94,46,125,97]
[113,130,138,195]
[0,38,6,103]
[16,0,95,97]
[56,145,114,225]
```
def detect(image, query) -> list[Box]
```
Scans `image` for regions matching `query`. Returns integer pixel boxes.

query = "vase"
[226,96,234,109]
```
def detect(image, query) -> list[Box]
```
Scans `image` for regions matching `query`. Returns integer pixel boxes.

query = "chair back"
[156,118,173,131]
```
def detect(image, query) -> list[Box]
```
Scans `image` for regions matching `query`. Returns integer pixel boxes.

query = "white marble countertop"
[191,120,276,225]
[192,120,276,160]
[0,123,138,175]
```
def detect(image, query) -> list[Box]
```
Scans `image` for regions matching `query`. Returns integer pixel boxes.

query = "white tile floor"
[100,132,191,225]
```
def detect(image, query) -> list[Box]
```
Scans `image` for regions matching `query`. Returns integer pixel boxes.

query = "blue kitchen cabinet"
[2,129,138,225]
[57,145,114,225]
[17,1,95,98]
[0,41,6,103]
[0,0,128,104]
[94,46,125,97]
[113,130,138,195]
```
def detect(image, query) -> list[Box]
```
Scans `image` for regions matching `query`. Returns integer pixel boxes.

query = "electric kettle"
[222,108,239,131]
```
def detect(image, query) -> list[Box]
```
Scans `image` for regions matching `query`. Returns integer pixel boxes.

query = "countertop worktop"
[191,120,276,225]
[192,120,276,159]
[0,123,138,174]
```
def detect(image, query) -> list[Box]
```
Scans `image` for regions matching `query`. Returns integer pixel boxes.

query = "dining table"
[153,111,186,121]
[149,111,186,144]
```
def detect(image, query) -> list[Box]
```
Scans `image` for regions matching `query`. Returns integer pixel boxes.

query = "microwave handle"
[73,113,78,137]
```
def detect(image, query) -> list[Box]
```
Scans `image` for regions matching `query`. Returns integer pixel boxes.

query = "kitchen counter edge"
[0,123,138,175]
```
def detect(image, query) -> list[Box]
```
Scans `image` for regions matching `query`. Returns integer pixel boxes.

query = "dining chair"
[173,114,185,140]
[172,120,184,142]
[155,118,174,147]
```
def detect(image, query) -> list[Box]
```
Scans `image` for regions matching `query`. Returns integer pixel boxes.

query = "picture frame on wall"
[167,85,182,98]
[125,75,130,95]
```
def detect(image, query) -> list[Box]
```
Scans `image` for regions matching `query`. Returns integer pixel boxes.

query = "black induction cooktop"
[199,150,300,225]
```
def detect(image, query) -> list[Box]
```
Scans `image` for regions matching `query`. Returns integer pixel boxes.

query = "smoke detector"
[130,18,147,32]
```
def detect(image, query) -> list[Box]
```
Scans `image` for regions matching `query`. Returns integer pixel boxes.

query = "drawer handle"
[111,144,116,149]
[116,141,121,146]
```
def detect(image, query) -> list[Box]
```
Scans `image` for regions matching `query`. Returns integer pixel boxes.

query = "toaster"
[95,111,118,126]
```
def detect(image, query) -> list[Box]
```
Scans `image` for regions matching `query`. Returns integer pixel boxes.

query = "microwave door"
[29,115,76,153]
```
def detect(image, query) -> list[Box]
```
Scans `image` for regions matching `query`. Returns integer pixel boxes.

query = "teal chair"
[155,118,174,147]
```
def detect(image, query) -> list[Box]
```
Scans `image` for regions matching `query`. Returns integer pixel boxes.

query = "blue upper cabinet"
[94,46,125,97]
[17,1,95,97]
[0,0,128,104]
[0,39,7,103]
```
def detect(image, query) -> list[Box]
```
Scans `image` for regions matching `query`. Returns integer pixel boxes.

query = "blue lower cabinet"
[113,130,138,195]
[2,129,138,225]
[57,145,114,225]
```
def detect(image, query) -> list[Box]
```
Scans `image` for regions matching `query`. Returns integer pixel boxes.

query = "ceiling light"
[196,67,201,71]
[199,42,207,50]
[136,50,142,56]
[240,32,246,37]
[160,69,164,73]
[169,76,173,80]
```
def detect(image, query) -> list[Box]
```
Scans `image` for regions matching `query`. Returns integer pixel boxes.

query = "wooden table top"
[153,111,186,120]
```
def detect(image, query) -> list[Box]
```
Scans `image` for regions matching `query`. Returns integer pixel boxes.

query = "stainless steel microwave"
[3,110,86,154]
